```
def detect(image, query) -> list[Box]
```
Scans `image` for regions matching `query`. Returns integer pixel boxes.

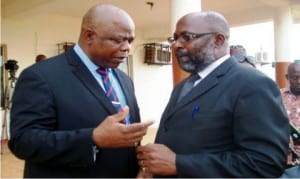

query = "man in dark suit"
[136,11,290,178]
[8,4,153,178]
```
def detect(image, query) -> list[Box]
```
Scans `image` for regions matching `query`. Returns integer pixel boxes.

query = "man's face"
[287,64,300,95]
[171,18,217,74]
[89,23,135,69]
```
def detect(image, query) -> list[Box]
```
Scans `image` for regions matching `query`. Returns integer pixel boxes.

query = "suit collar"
[65,49,117,114]
[197,54,230,80]
[164,57,237,122]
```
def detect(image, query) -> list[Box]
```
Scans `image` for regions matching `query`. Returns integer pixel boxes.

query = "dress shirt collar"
[197,54,230,79]
[73,44,112,74]
[194,54,230,85]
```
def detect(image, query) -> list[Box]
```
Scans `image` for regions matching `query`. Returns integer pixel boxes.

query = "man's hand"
[136,143,177,176]
[92,106,154,148]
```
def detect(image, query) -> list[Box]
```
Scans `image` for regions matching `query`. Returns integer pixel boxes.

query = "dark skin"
[35,54,47,63]
[286,63,300,96]
[79,5,135,69]
[172,14,227,74]
[136,11,229,178]
[77,5,154,149]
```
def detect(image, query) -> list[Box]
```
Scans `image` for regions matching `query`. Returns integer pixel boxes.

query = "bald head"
[179,11,230,39]
[287,62,300,75]
[81,4,135,33]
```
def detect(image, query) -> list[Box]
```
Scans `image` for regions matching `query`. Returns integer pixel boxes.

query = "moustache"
[175,50,189,58]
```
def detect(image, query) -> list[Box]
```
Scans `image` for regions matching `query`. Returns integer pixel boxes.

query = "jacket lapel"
[163,58,236,123]
[65,49,116,114]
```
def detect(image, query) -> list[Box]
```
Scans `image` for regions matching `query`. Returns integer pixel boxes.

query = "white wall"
[2,14,173,128]
[131,40,173,127]
[2,14,80,71]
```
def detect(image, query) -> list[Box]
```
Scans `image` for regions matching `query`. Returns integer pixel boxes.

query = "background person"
[136,11,289,178]
[35,54,47,63]
[8,4,153,178]
[280,62,300,176]
[230,45,256,68]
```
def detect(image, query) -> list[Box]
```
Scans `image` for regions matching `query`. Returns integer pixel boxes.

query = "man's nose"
[120,41,131,51]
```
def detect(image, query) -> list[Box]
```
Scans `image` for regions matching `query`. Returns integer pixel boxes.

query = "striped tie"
[97,67,122,112]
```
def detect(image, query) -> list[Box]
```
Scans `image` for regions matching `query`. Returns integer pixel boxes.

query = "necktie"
[97,67,122,112]
[177,74,200,103]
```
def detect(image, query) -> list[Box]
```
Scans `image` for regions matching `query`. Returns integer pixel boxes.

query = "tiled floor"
[1,127,157,178]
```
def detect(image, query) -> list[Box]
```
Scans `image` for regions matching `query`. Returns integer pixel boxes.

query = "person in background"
[280,62,300,177]
[35,54,47,63]
[9,4,153,178]
[230,45,256,68]
[136,11,289,178]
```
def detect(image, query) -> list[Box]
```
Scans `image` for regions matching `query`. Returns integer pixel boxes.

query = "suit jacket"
[155,58,290,177]
[8,49,140,178]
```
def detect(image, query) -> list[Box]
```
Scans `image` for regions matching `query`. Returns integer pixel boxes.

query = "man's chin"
[106,62,121,69]
[179,64,195,74]
[178,56,190,63]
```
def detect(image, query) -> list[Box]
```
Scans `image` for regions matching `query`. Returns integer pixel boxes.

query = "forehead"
[175,15,208,34]
[93,7,135,34]
[98,18,135,37]
[289,64,300,74]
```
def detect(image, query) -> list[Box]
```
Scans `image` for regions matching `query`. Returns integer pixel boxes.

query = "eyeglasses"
[167,32,217,44]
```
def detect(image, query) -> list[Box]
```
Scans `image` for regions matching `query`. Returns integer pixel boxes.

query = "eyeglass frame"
[167,32,217,44]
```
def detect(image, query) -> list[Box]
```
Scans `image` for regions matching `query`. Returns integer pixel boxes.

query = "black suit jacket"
[155,58,290,177]
[8,49,140,178]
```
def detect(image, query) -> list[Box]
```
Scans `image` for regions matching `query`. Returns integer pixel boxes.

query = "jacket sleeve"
[175,75,290,177]
[8,68,95,167]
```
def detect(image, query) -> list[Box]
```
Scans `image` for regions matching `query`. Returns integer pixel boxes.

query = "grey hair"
[202,11,230,38]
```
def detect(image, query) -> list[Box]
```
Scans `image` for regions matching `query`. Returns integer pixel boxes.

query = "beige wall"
[2,14,80,69]
[1,14,173,128]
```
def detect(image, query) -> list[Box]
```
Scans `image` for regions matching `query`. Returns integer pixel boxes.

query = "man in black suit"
[136,11,289,178]
[8,4,153,178]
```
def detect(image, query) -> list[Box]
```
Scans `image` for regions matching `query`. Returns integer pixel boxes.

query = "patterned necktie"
[177,74,200,103]
[97,68,130,124]
[97,67,122,112]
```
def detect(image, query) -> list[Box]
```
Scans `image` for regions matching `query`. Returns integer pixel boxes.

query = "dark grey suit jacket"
[8,49,140,178]
[155,58,290,177]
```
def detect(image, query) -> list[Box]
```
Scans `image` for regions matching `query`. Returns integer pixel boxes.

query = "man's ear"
[83,29,94,44]
[214,33,226,47]
[285,74,289,80]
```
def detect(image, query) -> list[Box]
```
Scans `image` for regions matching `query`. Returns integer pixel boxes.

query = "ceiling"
[2,0,300,29]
